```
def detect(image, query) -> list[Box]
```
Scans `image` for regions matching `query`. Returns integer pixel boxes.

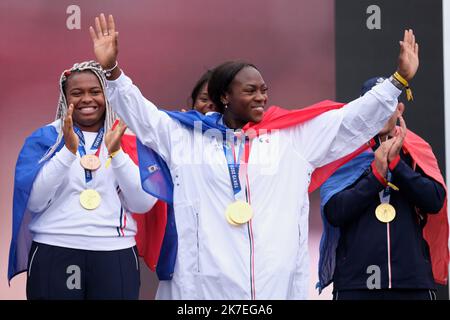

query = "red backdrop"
[0,0,334,299]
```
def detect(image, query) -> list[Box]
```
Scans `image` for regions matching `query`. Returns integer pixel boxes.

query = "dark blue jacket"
[324,148,446,291]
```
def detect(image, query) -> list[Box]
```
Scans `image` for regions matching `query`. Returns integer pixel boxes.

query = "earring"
[224,104,228,109]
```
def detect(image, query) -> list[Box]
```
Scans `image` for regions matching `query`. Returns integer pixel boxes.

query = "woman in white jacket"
[12,61,157,299]
[89,14,419,299]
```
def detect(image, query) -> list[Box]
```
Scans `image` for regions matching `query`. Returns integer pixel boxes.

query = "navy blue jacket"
[324,148,446,291]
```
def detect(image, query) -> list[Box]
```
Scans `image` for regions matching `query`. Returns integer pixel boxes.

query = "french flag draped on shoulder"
[134,100,378,279]
[317,129,449,292]
[8,120,167,282]
[9,121,63,282]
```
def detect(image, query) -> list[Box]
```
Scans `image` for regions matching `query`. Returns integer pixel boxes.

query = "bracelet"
[392,71,414,101]
[393,71,408,86]
[105,148,122,169]
[389,75,404,91]
[103,61,118,78]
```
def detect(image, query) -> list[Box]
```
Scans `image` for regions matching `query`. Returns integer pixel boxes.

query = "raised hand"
[105,119,127,154]
[397,29,419,81]
[63,104,79,155]
[374,137,397,178]
[388,116,407,163]
[89,14,118,71]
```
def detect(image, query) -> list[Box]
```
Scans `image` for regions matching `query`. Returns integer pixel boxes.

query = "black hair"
[208,61,258,113]
[190,70,213,109]
[62,69,95,98]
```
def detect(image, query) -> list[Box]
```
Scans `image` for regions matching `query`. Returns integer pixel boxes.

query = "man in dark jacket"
[317,77,447,300]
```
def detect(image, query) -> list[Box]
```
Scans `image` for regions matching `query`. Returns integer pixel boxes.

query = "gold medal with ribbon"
[375,151,398,223]
[223,132,254,226]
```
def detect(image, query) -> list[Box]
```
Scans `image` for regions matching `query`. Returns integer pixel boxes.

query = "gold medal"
[226,212,239,226]
[225,200,253,225]
[80,154,101,171]
[80,189,101,210]
[375,203,396,223]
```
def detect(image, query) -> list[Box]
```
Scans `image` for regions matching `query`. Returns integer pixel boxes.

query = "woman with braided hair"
[8,60,157,300]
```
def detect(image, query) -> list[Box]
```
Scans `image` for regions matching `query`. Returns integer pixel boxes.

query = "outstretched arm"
[294,30,419,169]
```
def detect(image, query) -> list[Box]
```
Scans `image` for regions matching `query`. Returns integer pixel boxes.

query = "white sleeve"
[27,146,77,212]
[106,72,183,164]
[111,149,157,214]
[293,79,402,168]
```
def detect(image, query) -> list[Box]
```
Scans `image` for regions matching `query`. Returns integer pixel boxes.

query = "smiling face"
[193,83,217,114]
[64,71,106,132]
[222,66,268,128]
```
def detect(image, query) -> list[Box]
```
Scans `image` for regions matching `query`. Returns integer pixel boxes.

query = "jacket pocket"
[28,245,39,278]
[174,201,201,274]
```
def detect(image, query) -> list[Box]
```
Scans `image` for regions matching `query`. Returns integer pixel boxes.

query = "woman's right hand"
[90,13,119,74]
[63,104,79,155]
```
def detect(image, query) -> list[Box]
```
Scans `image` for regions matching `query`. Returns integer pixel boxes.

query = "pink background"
[0,0,334,299]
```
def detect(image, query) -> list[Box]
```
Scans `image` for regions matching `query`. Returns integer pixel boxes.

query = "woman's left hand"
[105,119,127,154]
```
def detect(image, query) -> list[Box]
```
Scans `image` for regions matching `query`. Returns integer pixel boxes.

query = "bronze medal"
[80,154,101,171]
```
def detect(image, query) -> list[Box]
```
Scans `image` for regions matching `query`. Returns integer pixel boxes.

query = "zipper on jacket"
[245,175,256,300]
[387,223,392,288]
[196,211,200,273]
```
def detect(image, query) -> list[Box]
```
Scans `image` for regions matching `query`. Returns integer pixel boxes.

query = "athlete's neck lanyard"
[73,127,104,183]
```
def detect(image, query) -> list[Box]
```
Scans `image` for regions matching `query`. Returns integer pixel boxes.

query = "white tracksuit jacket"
[107,73,400,299]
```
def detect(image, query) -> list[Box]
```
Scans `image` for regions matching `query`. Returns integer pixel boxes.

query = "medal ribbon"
[224,131,256,299]
[223,132,248,202]
[378,170,393,204]
[376,136,396,205]
[74,127,104,183]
